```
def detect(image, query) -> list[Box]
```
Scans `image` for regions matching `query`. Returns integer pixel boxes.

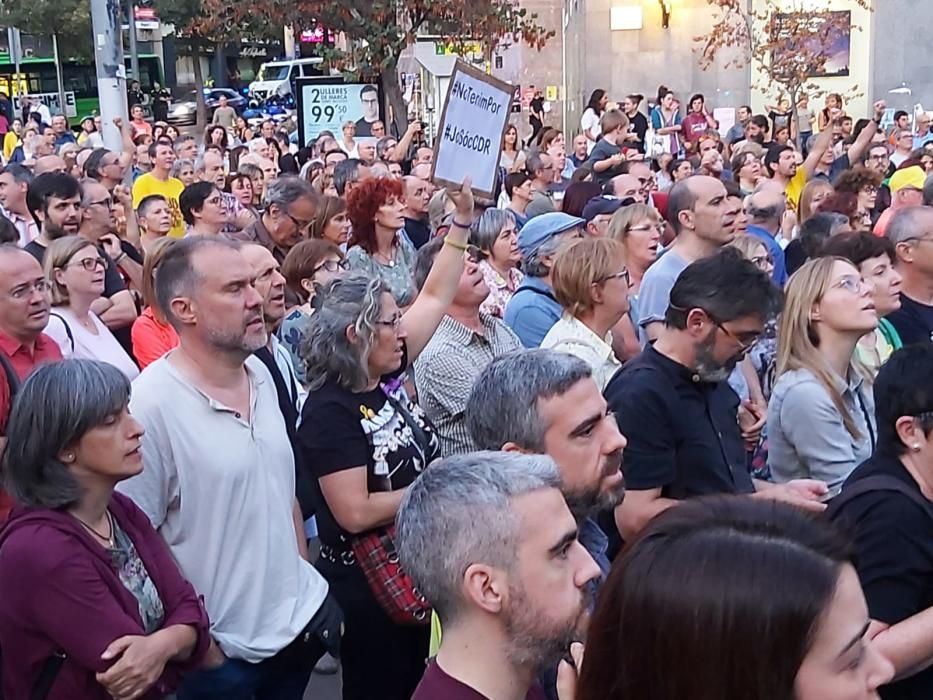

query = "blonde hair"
[606,203,660,242]
[551,237,627,317]
[600,109,629,137]
[729,233,768,262]
[44,236,99,307]
[798,179,834,222]
[776,257,865,439]
[141,237,177,322]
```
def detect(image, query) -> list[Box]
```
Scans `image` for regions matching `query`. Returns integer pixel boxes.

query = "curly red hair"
[346,176,404,254]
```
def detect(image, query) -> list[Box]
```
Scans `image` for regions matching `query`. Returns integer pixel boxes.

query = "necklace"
[74,509,115,549]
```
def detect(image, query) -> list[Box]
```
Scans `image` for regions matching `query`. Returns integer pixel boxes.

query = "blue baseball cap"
[517,211,585,259]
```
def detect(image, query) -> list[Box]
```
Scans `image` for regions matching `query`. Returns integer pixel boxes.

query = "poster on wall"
[772,10,851,78]
[295,77,384,147]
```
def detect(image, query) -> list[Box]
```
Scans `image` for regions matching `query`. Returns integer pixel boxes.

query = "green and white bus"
[0,54,163,118]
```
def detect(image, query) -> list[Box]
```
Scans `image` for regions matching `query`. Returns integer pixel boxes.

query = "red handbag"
[351,524,431,626]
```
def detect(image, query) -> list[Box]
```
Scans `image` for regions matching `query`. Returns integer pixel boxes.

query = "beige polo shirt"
[118,354,328,661]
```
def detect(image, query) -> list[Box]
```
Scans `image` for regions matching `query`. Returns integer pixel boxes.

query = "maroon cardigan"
[0,492,210,699]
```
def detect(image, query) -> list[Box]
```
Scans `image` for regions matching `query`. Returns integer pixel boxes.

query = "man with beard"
[605,248,828,543]
[117,237,342,698]
[23,171,83,262]
[399,451,600,700]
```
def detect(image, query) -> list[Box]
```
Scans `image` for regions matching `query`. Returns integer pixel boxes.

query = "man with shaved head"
[402,175,432,248]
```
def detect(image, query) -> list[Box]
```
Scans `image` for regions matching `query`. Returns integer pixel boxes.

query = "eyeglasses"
[87,198,113,209]
[312,258,349,274]
[831,275,869,294]
[597,268,631,287]
[8,279,51,300]
[750,254,774,270]
[375,315,403,331]
[65,257,107,272]
[866,154,889,161]
[628,223,664,233]
[713,318,761,352]
[862,186,879,195]
[286,211,313,232]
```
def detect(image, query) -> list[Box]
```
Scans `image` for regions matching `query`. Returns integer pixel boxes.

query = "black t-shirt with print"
[296,345,440,553]
[831,450,933,700]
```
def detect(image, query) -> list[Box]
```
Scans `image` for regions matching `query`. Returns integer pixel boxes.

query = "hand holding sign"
[445,176,475,220]
[431,61,515,199]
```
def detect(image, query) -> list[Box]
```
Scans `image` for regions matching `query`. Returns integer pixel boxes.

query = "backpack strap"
[0,349,19,398]
[48,312,75,353]
[828,474,933,524]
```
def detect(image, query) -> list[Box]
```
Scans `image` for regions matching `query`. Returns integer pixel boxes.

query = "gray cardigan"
[767,366,876,496]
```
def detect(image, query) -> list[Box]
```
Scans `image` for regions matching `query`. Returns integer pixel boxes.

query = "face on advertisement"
[360,86,379,122]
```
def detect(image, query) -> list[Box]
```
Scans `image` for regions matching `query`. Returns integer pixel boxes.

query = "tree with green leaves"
[301,0,554,136]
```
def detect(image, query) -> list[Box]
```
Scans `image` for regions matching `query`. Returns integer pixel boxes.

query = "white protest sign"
[431,61,514,198]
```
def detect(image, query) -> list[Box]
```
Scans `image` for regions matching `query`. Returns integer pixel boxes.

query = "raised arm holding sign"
[431,61,515,199]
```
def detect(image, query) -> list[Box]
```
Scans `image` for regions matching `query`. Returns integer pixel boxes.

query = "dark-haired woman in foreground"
[571,497,892,700]
[0,360,210,700]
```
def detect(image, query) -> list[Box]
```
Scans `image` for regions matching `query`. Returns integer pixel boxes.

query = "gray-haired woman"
[0,359,210,700]
[470,208,523,319]
[295,180,473,700]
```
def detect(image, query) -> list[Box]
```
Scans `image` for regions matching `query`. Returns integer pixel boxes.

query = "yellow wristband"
[444,237,468,252]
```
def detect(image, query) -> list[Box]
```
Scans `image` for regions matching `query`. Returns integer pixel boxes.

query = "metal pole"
[125,0,140,84]
[91,0,128,150]
[52,33,66,116]
[7,28,22,96]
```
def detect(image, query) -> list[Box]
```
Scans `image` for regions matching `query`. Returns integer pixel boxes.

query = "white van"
[249,57,324,101]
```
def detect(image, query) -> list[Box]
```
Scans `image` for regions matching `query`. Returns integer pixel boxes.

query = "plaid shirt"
[413,313,521,456]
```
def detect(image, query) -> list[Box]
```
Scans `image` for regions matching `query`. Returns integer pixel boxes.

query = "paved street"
[305,669,341,699]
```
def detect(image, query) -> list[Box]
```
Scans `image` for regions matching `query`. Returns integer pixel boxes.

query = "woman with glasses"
[279,239,348,386]
[43,237,139,380]
[0,360,211,700]
[768,257,879,495]
[131,238,180,370]
[309,195,352,247]
[295,183,473,700]
[541,237,629,390]
[605,204,663,360]
[469,208,523,319]
[346,177,419,307]
[833,166,883,229]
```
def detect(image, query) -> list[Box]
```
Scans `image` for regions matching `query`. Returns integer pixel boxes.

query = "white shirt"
[581,108,601,154]
[541,314,621,391]
[0,205,39,246]
[117,354,328,661]
[46,307,139,380]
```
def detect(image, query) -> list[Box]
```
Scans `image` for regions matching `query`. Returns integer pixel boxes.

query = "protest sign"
[431,61,514,198]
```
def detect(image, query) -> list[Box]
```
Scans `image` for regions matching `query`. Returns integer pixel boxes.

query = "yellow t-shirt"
[132,173,186,238]
[785,169,808,212]
[3,132,20,161]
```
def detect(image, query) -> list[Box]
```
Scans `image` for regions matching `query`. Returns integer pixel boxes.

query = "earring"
[63,453,74,462]
[913,444,922,452]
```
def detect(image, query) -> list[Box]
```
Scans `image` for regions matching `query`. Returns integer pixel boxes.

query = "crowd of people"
[1,80,933,700]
